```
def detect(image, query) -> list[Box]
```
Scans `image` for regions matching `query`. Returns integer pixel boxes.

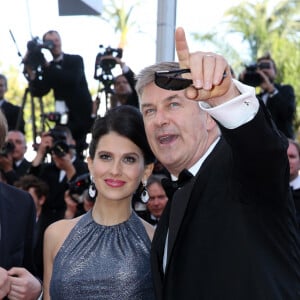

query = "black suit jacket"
[29,156,88,225]
[151,105,300,299]
[30,54,93,143]
[258,83,296,138]
[3,158,31,185]
[0,101,25,133]
[0,182,36,273]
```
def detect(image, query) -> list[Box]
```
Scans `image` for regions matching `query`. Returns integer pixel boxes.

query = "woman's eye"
[123,156,137,164]
[99,153,111,160]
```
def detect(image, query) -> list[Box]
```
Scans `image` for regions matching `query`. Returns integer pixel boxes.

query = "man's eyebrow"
[141,94,181,109]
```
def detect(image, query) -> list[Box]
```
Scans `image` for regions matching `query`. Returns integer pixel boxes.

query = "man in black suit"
[28,125,89,227]
[0,111,42,299]
[240,52,296,138]
[136,27,300,299]
[27,30,93,158]
[0,74,25,134]
[0,130,31,185]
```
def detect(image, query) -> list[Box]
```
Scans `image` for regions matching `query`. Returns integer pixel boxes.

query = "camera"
[23,37,54,74]
[41,112,68,126]
[0,141,15,156]
[94,45,123,92]
[47,128,70,157]
[241,62,271,87]
[68,173,91,203]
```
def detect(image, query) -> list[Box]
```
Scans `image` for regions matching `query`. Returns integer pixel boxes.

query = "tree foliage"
[192,0,300,130]
[100,0,140,49]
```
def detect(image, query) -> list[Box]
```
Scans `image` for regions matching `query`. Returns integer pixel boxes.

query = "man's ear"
[142,162,154,182]
[206,113,217,131]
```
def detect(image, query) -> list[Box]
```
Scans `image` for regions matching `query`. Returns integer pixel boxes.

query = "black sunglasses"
[154,68,226,91]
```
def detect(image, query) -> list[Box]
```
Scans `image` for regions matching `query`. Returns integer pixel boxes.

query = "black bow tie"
[161,169,194,198]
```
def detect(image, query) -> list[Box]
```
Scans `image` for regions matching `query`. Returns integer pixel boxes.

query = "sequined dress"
[50,210,155,299]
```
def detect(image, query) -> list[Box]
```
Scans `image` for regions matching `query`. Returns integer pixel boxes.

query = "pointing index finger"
[175,27,190,69]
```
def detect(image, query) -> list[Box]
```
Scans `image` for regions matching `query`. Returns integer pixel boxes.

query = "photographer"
[109,56,139,108]
[25,30,94,158]
[239,53,296,138]
[0,130,31,185]
[95,53,139,109]
[28,125,88,227]
[0,74,25,133]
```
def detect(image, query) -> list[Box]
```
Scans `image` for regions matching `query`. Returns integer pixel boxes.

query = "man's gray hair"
[135,61,180,102]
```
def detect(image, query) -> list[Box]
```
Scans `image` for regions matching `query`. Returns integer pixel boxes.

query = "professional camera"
[23,37,54,73]
[47,128,70,157]
[68,173,91,203]
[94,45,123,92]
[242,62,271,87]
[41,112,68,126]
[0,141,15,156]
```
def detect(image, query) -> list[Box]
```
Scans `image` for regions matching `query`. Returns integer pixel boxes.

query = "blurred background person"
[98,55,139,109]
[28,125,88,227]
[0,130,31,185]
[239,52,296,138]
[25,30,94,158]
[143,174,169,226]
[287,139,300,230]
[0,110,42,299]
[0,74,25,133]
[15,174,49,280]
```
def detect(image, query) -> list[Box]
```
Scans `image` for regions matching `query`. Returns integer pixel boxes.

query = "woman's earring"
[140,181,149,203]
[88,176,97,199]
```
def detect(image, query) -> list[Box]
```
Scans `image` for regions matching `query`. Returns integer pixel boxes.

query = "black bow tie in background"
[161,169,194,198]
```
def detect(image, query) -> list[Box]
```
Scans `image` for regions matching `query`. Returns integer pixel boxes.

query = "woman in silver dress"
[43,105,156,300]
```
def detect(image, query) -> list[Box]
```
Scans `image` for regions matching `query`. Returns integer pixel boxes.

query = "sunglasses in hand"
[154,68,227,91]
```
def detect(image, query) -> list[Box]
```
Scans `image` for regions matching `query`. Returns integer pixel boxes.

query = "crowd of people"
[0,26,300,299]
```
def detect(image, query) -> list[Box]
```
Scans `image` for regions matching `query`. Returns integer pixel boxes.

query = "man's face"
[0,78,7,99]
[140,82,211,176]
[257,59,276,81]
[287,142,300,180]
[44,32,62,59]
[7,131,27,161]
[146,182,168,219]
[114,75,132,95]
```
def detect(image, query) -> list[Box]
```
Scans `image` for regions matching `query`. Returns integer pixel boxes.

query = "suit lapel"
[166,177,195,265]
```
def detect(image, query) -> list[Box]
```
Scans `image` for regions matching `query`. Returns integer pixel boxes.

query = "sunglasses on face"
[154,68,227,91]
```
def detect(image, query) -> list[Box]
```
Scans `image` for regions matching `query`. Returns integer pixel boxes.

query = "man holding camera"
[240,53,296,138]
[28,125,88,227]
[26,30,94,158]
[0,130,31,185]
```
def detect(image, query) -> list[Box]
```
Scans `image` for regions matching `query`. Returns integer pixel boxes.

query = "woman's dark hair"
[89,105,155,165]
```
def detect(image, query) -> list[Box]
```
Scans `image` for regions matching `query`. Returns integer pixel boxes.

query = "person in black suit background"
[0,74,25,134]
[136,27,300,300]
[0,110,42,299]
[240,52,296,138]
[26,30,94,158]
[28,125,88,227]
[106,56,139,109]
[0,130,31,185]
[141,174,168,226]
[287,138,300,230]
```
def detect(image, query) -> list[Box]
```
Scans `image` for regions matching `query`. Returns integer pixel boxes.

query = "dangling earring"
[89,176,97,199]
[140,181,149,203]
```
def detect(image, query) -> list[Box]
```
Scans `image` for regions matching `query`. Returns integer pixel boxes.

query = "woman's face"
[88,131,151,203]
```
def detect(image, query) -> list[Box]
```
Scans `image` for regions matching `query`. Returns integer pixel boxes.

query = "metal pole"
[156,0,177,63]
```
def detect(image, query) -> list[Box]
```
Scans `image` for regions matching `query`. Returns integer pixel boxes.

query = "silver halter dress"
[50,210,155,299]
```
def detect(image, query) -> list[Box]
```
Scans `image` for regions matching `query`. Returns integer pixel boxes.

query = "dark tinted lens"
[155,76,192,91]
[154,69,192,91]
